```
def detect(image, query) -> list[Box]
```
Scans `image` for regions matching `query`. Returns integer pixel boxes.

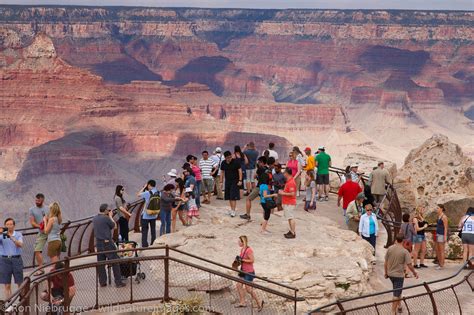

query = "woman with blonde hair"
[43,202,62,263]
[234,236,264,311]
[412,206,429,268]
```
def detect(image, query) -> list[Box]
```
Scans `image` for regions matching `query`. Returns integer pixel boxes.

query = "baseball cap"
[304,147,311,151]
[318,145,325,150]
[215,147,222,153]
[351,163,359,168]
[167,169,178,177]
[356,192,367,200]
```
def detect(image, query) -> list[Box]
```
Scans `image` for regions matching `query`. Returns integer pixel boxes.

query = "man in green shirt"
[315,146,331,201]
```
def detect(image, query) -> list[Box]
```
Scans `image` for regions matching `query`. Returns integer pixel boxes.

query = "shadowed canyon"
[0,6,473,224]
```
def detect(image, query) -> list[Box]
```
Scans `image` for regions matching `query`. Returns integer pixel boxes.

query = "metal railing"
[1,246,304,315]
[16,200,145,269]
[309,257,473,314]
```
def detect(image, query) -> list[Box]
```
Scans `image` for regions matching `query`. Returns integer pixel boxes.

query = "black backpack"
[146,190,161,216]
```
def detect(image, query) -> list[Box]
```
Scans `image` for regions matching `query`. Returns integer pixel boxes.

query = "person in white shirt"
[210,147,224,199]
[200,150,217,204]
[263,142,278,162]
[359,204,378,253]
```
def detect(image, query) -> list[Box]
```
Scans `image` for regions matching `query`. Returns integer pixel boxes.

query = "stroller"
[109,241,146,284]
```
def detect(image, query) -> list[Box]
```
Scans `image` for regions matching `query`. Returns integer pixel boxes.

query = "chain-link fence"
[1,246,303,315]
[309,258,473,314]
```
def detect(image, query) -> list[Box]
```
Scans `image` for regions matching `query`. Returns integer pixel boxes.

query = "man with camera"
[92,204,126,288]
[29,193,47,275]
[0,218,24,299]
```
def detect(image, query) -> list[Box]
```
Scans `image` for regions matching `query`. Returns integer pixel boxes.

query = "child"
[304,170,317,211]
[183,187,199,225]
[259,173,277,234]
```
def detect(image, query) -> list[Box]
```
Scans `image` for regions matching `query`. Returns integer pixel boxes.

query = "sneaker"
[324,196,329,201]
[435,266,444,270]
[284,232,296,239]
[414,264,420,269]
[284,231,293,237]
[319,197,324,202]
[230,211,236,217]
[261,230,271,235]
[240,214,251,220]
[116,282,126,288]
[420,264,428,268]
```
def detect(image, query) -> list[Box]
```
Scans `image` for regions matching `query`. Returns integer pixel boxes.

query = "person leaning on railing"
[0,218,24,300]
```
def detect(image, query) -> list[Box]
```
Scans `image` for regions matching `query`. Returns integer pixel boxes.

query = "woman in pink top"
[234,235,264,311]
[287,151,300,195]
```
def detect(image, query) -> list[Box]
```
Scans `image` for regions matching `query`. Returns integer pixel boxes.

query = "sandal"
[258,300,265,312]
[34,270,45,276]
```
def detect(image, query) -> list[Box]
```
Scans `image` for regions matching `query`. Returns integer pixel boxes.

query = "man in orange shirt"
[303,147,315,173]
[279,169,297,239]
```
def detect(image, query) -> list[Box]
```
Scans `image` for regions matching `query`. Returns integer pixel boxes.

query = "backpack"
[146,190,161,216]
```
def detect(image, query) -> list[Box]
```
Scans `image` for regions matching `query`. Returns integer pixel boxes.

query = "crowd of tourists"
[1,141,473,314]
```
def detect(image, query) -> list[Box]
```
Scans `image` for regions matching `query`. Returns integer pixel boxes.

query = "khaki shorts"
[34,233,48,252]
[47,240,61,258]
[283,204,296,220]
[202,178,214,193]
[248,187,260,201]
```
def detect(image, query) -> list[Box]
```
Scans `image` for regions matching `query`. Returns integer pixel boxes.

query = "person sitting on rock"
[346,192,366,233]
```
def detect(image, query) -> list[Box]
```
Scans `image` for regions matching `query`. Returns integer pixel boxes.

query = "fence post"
[63,257,71,313]
[423,282,438,315]
[336,300,345,314]
[294,289,298,315]
[134,202,144,233]
[164,245,170,302]
[20,277,31,315]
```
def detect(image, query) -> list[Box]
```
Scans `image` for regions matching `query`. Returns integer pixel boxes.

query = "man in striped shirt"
[200,150,217,204]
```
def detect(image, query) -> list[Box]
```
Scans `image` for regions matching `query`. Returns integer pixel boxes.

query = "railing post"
[134,202,144,233]
[62,257,71,314]
[164,245,170,302]
[336,300,345,314]
[294,289,298,315]
[423,282,438,315]
[20,277,31,315]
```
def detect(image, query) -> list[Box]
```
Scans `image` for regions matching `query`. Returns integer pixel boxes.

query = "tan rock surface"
[394,134,474,221]
[151,199,375,311]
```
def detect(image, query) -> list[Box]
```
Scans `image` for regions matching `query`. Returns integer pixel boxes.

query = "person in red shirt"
[40,262,76,306]
[279,169,297,239]
[337,174,362,222]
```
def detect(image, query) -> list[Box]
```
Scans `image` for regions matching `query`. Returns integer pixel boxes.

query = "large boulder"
[149,200,375,312]
[394,134,474,222]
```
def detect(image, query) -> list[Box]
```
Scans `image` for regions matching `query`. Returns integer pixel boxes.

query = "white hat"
[215,147,222,153]
[351,163,359,168]
[318,145,325,150]
[167,169,177,177]
[185,187,193,193]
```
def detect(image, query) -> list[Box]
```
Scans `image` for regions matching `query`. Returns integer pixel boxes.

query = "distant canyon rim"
[0,6,473,224]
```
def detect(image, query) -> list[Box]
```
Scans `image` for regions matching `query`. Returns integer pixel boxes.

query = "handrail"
[309,257,474,313]
[3,246,304,314]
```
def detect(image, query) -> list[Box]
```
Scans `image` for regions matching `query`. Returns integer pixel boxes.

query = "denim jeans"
[141,217,156,248]
[96,240,122,286]
[160,210,171,236]
[196,180,202,208]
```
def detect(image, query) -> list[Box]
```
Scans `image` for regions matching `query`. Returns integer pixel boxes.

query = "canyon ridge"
[0,6,473,224]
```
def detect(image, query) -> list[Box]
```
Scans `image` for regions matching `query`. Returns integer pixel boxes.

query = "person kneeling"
[41,262,76,309]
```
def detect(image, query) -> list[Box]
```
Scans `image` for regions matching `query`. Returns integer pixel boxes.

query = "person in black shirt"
[220,151,242,217]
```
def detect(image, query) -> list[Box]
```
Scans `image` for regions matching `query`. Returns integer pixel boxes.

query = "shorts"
[0,256,24,284]
[436,235,446,243]
[347,219,359,233]
[304,201,316,211]
[239,271,256,282]
[316,173,329,185]
[413,234,426,244]
[224,181,240,201]
[461,233,474,245]
[34,232,48,252]
[283,204,296,220]
[47,240,62,258]
[202,178,214,193]
[261,203,272,221]
[246,169,256,183]
[389,277,404,297]
[248,187,260,201]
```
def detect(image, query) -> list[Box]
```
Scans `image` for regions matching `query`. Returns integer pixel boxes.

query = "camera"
[2,228,9,239]
[235,255,242,263]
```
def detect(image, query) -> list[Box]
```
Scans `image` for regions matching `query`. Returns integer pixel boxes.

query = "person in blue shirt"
[359,204,379,253]
[0,218,24,299]
[137,180,159,247]
[259,173,277,235]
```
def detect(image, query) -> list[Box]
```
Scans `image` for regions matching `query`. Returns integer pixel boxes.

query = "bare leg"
[289,219,296,235]
[245,285,262,307]
[391,297,400,315]
[236,283,246,305]
[178,211,186,225]
[171,208,177,233]
[439,243,446,267]
[35,251,43,268]
[261,220,269,232]
[420,241,427,265]
[412,243,420,266]
[324,184,329,197]
[245,198,252,216]
[4,284,12,299]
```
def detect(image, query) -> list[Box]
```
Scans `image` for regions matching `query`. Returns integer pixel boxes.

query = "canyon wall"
[0,6,473,222]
